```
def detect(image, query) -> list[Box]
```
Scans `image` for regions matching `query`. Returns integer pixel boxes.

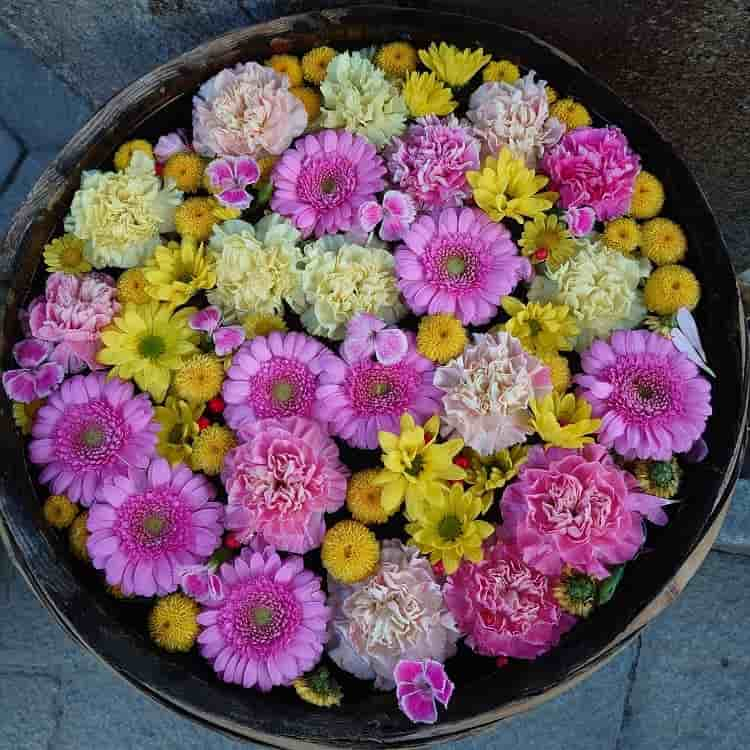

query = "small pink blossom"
[154,129,192,163]
[357,201,383,233]
[394,659,454,725]
[205,156,260,210]
[340,313,409,366]
[356,191,416,242]
[564,206,596,237]
[189,306,246,356]
[189,306,222,335]
[178,564,225,604]
[2,338,64,403]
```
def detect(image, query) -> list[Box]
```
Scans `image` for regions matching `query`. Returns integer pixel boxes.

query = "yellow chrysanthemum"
[519,214,577,270]
[467,148,558,224]
[416,314,468,364]
[405,482,494,574]
[553,565,598,618]
[482,59,520,84]
[529,392,601,449]
[143,237,216,307]
[256,156,279,183]
[290,86,322,122]
[640,217,687,266]
[375,41,418,78]
[294,667,343,708]
[242,312,288,340]
[154,396,201,465]
[643,264,700,315]
[550,98,592,130]
[113,139,153,171]
[628,171,665,219]
[321,520,380,584]
[12,399,43,435]
[346,469,394,525]
[69,512,90,562]
[267,54,304,87]
[191,424,237,476]
[43,234,91,275]
[464,445,528,512]
[116,268,150,305]
[98,302,199,403]
[602,217,641,255]
[538,351,571,393]
[373,414,465,514]
[500,296,579,354]
[302,46,337,85]
[173,353,224,404]
[174,196,222,242]
[402,71,457,117]
[43,494,79,529]
[545,85,559,105]
[163,152,205,193]
[632,458,682,499]
[418,42,491,87]
[148,593,200,652]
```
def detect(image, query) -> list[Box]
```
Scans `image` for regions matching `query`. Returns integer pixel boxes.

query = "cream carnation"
[320,51,408,148]
[327,540,459,690]
[65,152,183,269]
[528,238,651,351]
[299,234,406,340]
[207,215,305,321]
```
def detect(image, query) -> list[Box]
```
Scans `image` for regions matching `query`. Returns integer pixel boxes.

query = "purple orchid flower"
[2,338,64,403]
[340,313,409,366]
[189,306,245,357]
[564,205,596,237]
[205,156,261,211]
[394,659,454,724]
[357,190,417,242]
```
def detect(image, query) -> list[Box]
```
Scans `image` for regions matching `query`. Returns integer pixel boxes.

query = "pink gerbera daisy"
[575,329,712,460]
[197,541,330,691]
[395,207,531,326]
[28,372,159,506]
[87,457,224,597]
[270,129,386,238]
[222,331,345,435]
[317,330,442,449]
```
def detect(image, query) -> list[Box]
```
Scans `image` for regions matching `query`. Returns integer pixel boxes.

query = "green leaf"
[597,564,625,606]
[256,181,273,207]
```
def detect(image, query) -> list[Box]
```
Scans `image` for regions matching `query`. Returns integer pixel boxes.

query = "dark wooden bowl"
[1,5,748,748]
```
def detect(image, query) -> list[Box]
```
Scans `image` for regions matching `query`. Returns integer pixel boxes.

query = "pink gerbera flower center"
[56,400,127,470]
[253,358,317,418]
[297,156,357,210]
[604,359,677,422]
[425,236,481,292]
[346,360,422,416]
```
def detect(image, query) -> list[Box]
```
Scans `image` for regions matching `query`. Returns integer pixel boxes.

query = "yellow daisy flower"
[550,98,592,130]
[538,351,571,393]
[117,268,151,305]
[643,265,700,315]
[628,171,665,219]
[163,152,206,193]
[12,399,43,435]
[154,396,201,465]
[482,59,520,84]
[290,86,322,122]
[294,667,343,708]
[418,42,491,87]
[602,217,641,255]
[148,594,200,652]
[43,494,79,529]
[346,468,394,525]
[242,313,288,340]
[640,217,687,265]
[529,392,602,449]
[321,520,380,584]
[463,445,528,513]
[43,234,91,275]
[416,314,468,364]
[98,302,199,403]
[113,139,153,171]
[267,54,304,87]
[402,72,457,117]
[500,296,579,354]
[375,42,418,78]
[143,237,216,308]
[301,46,337,85]
[191,424,237,476]
[518,214,577,270]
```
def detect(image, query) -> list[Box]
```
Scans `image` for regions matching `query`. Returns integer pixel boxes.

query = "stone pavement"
[0,3,749,749]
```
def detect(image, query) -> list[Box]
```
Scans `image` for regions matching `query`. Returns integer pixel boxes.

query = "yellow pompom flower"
[519,213,577,270]
[529,392,601,449]
[500,296,579,354]
[267,54,304,87]
[12,399,43,435]
[632,458,682,499]
[154,396,201,465]
[148,593,200,652]
[538,351,571,393]
[545,85,559,105]
[43,495,79,529]
[98,302,199,403]
[467,148,558,224]
[553,565,598,618]
[416,314,468,364]
[402,72,457,117]
[302,46,337,85]
[405,482,494,575]
[173,353,224,404]
[373,414,465,514]
[174,196,222,242]
[482,59,520,84]
[43,234,91,275]
[290,86,322,122]
[321,520,380,584]
[143,237,216,308]
[191,424,237,476]
[116,268,150,305]
[294,667,343,708]
[550,98,592,130]
[418,42,491,87]
[643,264,700,315]
[375,41,418,78]
[464,445,528,512]
[69,512,90,562]
[163,152,206,193]
[242,313,288,340]
[628,171,665,219]
[346,469,394,525]
[602,217,641,255]
[113,139,153,171]
[640,217,687,265]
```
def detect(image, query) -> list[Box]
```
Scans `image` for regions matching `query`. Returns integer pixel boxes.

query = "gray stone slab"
[716,479,750,555]
[0,125,22,189]
[618,550,750,750]
[0,673,60,749]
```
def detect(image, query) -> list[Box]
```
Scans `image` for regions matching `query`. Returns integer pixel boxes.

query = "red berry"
[224,532,242,550]
[533,247,549,262]
[432,561,446,578]
[154,162,164,176]
[453,455,470,469]
[197,416,211,431]
[423,431,433,444]
[496,656,509,668]
[208,396,225,414]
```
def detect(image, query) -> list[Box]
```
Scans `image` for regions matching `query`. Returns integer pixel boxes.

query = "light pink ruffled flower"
[395,659,454,725]
[502,444,670,579]
[154,129,192,163]
[2,339,64,403]
[565,205,596,237]
[205,156,260,210]
[222,416,349,554]
[356,190,416,242]
[189,306,245,357]
[28,271,120,371]
[340,313,409,366]
[270,129,386,238]
[192,62,307,159]
[541,126,641,221]
[575,329,712,460]
[444,535,576,660]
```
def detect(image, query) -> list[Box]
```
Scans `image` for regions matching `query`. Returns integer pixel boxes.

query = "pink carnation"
[444,536,576,660]
[501,444,670,580]
[222,416,349,554]
[541,126,641,221]
[575,329,712,460]
[28,271,120,371]
[192,62,307,158]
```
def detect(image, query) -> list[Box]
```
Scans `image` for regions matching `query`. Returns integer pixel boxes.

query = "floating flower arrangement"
[2,39,713,725]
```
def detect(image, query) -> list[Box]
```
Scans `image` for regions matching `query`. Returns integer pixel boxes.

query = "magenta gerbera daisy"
[222,331,345,435]
[317,330,442,449]
[395,207,531,326]
[575,329,712,460]
[28,372,159,506]
[270,129,386,238]
[87,457,224,597]
[197,541,330,691]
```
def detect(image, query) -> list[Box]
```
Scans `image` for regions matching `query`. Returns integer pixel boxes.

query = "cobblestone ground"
[1,4,749,749]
